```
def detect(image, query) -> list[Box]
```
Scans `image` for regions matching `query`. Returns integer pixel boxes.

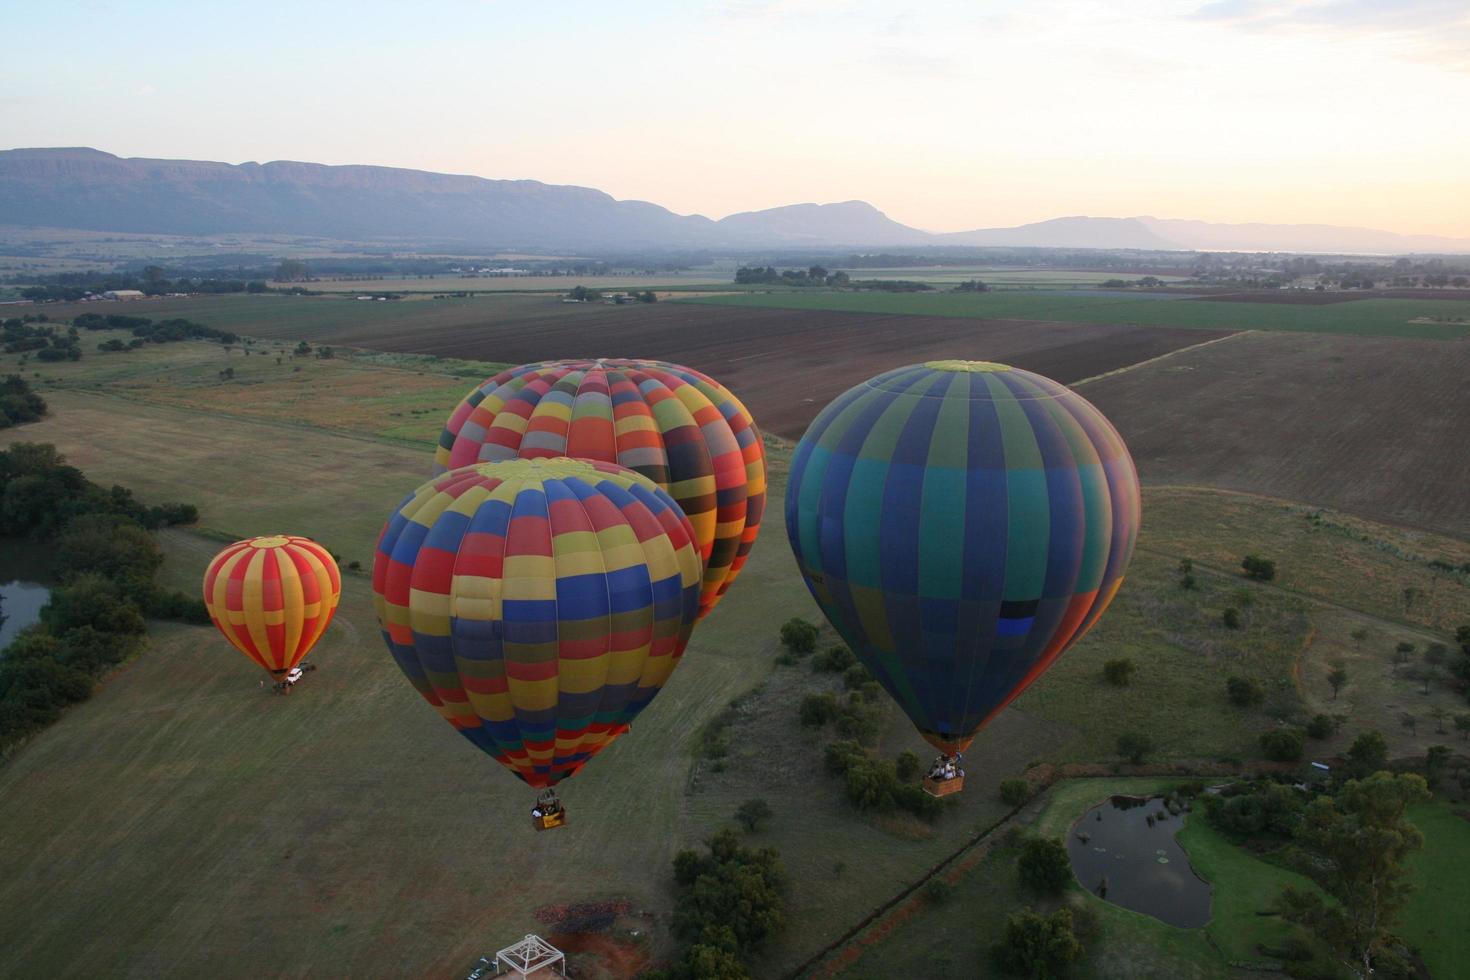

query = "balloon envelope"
[785,361,1140,754]
[434,358,764,620]
[373,457,704,788]
[203,535,342,676]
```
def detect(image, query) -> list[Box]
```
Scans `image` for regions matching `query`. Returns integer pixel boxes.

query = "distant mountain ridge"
[2,147,1466,254]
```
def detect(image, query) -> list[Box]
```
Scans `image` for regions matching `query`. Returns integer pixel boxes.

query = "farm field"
[1079,330,1470,538]
[683,289,1470,339]
[302,272,727,293]
[829,267,1194,287]
[2,338,1466,975]
[21,292,1232,441]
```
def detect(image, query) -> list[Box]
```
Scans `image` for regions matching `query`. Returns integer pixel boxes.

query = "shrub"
[992,908,1081,978]
[670,829,785,963]
[778,617,818,654]
[833,701,882,745]
[1017,837,1073,894]
[41,575,146,637]
[798,692,839,728]
[924,879,953,905]
[1102,658,1135,686]
[895,750,921,781]
[1116,731,1152,764]
[811,644,856,673]
[735,798,773,833]
[1242,554,1276,580]
[1346,730,1388,776]
[1260,729,1304,762]
[1000,777,1031,807]
[842,663,874,690]
[824,739,867,776]
[1305,714,1335,739]
[54,513,164,587]
[1227,676,1265,707]
[1222,607,1242,629]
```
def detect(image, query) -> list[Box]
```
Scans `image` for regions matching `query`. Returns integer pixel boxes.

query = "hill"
[3,147,1469,254]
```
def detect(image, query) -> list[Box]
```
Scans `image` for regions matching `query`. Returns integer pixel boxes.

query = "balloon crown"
[923,359,1011,373]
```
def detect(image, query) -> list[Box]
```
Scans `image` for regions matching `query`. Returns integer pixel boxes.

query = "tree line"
[0,443,204,754]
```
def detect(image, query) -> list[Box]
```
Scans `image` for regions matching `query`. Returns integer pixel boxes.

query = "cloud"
[136,83,157,96]
[1192,0,1470,69]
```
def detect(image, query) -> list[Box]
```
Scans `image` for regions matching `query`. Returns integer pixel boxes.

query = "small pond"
[0,540,53,653]
[1066,794,1212,928]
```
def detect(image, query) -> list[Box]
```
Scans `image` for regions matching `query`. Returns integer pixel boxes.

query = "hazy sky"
[5,0,1469,236]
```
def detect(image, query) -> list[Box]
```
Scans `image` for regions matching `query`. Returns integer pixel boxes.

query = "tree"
[798,692,838,728]
[1455,713,1470,741]
[1116,731,1152,764]
[735,798,773,833]
[1226,676,1264,707]
[992,908,1081,978]
[1017,837,1072,894]
[1102,658,1135,686]
[274,259,309,282]
[1428,707,1448,735]
[1392,641,1415,673]
[1306,714,1335,739]
[1260,729,1304,762]
[671,829,786,955]
[1282,772,1430,976]
[895,750,920,781]
[1399,712,1416,736]
[1346,731,1389,776]
[1242,554,1276,581]
[1457,624,1470,656]
[1222,607,1242,629]
[1402,587,1421,614]
[999,777,1031,806]
[1327,664,1349,700]
[1177,557,1196,590]
[778,617,818,654]
[1424,643,1447,669]
[638,290,657,303]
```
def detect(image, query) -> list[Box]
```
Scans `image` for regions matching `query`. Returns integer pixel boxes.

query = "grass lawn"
[1401,801,1470,978]
[1175,815,1318,965]
[682,290,1470,340]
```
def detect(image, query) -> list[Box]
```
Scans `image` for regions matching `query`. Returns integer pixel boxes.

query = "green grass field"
[1402,802,1470,978]
[1,337,1466,976]
[682,290,1470,339]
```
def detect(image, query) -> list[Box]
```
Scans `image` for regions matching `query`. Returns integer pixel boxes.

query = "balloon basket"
[532,789,566,832]
[923,774,965,798]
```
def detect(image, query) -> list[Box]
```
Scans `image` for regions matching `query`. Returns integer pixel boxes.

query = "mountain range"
[2,147,1466,255]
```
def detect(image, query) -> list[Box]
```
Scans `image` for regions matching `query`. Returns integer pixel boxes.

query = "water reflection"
[1066,794,1212,928]
[0,580,51,652]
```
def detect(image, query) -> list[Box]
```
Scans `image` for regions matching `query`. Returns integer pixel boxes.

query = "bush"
[895,750,921,781]
[1227,676,1265,707]
[1242,554,1276,580]
[1305,714,1335,740]
[1222,607,1242,629]
[1102,658,1135,686]
[670,829,785,969]
[41,575,146,637]
[735,798,773,833]
[842,663,874,690]
[811,644,856,673]
[798,692,839,728]
[54,513,164,587]
[1017,837,1073,894]
[1260,729,1304,762]
[824,739,867,776]
[992,908,1081,978]
[1346,730,1389,776]
[924,879,953,905]
[833,700,882,745]
[1000,777,1031,807]
[1205,780,1304,840]
[778,617,818,654]
[1116,731,1152,764]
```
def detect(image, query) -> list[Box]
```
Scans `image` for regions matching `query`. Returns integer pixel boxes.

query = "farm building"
[101,289,145,300]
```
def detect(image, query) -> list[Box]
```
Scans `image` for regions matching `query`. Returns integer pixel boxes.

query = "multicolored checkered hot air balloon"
[786,361,1140,777]
[433,359,764,621]
[372,457,703,804]
[203,535,342,681]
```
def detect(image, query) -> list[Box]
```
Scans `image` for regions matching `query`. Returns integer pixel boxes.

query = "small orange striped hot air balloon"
[203,535,342,688]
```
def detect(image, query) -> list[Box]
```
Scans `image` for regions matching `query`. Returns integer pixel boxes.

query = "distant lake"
[0,540,53,653]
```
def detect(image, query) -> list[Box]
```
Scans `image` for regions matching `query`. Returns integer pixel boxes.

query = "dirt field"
[1079,331,1470,538]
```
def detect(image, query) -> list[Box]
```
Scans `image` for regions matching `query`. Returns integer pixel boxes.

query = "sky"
[4,0,1469,237]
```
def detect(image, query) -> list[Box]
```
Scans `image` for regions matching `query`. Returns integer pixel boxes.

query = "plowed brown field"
[1080,331,1470,537]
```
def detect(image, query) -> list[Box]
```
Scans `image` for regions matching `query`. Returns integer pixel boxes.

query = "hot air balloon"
[372,457,704,830]
[785,361,1140,795]
[203,535,342,693]
[433,358,764,620]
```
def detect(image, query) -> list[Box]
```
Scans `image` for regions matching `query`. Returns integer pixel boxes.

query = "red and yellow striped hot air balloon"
[203,535,342,684]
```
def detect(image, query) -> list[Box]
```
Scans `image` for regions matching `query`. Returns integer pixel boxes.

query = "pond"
[0,540,53,653]
[1066,794,1212,928]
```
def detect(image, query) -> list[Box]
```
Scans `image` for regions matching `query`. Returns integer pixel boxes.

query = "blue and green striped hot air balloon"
[785,360,1140,760]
